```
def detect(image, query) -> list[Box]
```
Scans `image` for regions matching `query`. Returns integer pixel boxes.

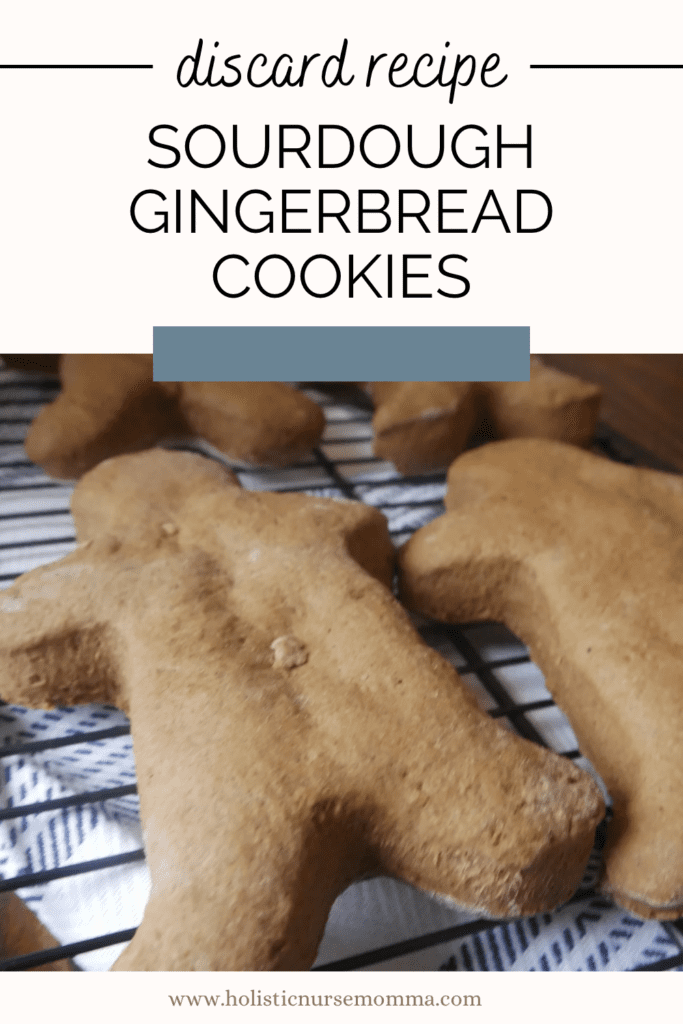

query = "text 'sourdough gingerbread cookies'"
[0,450,603,970]
[365,359,602,473]
[399,438,683,919]
[14,354,324,478]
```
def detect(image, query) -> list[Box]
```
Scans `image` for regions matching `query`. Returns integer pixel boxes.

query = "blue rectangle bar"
[153,326,530,382]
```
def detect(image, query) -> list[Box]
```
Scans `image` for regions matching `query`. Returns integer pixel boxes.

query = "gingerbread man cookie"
[13,354,325,478]
[399,438,683,919]
[0,449,603,970]
[365,359,602,473]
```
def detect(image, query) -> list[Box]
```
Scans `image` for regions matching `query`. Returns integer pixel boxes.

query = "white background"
[1,1,681,1010]
[1,0,682,351]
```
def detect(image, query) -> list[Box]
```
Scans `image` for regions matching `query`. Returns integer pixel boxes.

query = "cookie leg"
[364,382,479,474]
[179,382,325,466]
[0,894,72,970]
[112,783,371,972]
[0,554,117,708]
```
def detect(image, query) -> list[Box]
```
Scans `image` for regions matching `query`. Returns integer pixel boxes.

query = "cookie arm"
[0,553,118,708]
[397,503,535,624]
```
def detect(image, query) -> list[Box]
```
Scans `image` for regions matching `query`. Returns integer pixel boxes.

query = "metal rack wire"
[1,365,682,972]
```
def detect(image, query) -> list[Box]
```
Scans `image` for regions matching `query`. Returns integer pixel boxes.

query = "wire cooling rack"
[1,365,682,972]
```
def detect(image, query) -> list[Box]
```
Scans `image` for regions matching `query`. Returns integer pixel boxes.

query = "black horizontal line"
[379,497,444,510]
[634,952,683,971]
[530,64,683,69]
[0,724,131,757]
[321,436,374,445]
[0,64,153,69]
[0,478,69,490]
[0,534,75,551]
[235,459,319,474]
[0,848,145,892]
[488,697,553,718]
[0,927,137,971]
[0,398,50,406]
[0,784,138,821]
[315,917,508,970]
[316,885,608,971]
[0,379,58,390]
[314,455,379,467]
[0,505,71,520]
[324,415,371,425]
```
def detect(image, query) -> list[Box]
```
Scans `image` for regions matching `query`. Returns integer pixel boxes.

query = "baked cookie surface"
[399,437,683,919]
[0,449,603,970]
[15,354,325,478]
[365,359,602,473]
